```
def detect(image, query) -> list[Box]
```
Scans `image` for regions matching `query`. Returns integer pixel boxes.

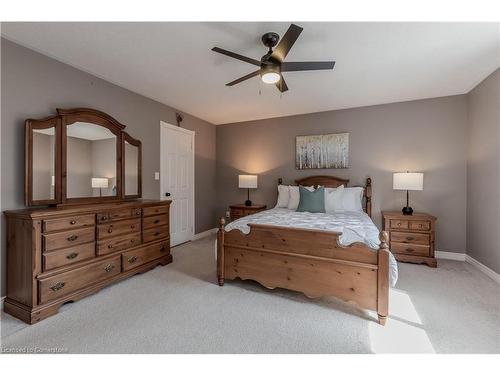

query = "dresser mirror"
[25,108,142,206]
[123,132,142,198]
[66,122,118,199]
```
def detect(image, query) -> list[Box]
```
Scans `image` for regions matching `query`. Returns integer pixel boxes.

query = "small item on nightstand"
[230,204,266,221]
[393,172,424,215]
[382,211,437,267]
[238,175,258,206]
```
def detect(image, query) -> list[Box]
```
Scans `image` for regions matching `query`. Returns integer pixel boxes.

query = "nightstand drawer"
[391,231,430,245]
[409,220,431,231]
[391,242,430,257]
[390,220,409,229]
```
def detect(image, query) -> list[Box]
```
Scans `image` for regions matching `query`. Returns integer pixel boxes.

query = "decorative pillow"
[324,185,345,213]
[297,186,326,213]
[288,185,315,210]
[275,185,290,208]
[341,186,364,212]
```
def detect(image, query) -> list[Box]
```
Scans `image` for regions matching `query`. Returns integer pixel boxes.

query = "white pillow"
[341,187,364,212]
[275,185,290,208]
[287,185,315,210]
[324,185,344,213]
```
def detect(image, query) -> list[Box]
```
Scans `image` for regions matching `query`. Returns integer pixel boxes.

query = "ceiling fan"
[211,24,335,93]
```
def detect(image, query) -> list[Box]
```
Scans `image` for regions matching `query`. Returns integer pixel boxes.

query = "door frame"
[160,121,195,243]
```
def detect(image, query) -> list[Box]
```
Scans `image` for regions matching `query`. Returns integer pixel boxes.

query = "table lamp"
[393,172,423,215]
[92,177,109,197]
[238,175,257,206]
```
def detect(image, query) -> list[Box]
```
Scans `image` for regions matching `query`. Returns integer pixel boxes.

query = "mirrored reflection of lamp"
[393,172,424,215]
[238,175,258,207]
[92,177,109,197]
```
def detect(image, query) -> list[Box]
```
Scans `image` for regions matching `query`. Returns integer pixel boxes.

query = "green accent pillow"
[296,186,325,213]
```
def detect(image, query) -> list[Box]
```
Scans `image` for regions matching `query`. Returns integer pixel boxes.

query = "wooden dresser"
[382,211,437,267]
[229,204,267,221]
[4,199,171,324]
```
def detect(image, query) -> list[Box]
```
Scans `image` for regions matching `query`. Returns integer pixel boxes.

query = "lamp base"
[244,199,252,207]
[402,206,414,215]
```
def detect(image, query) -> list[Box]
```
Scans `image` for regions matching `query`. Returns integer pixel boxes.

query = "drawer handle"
[104,264,115,273]
[406,237,415,241]
[160,245,168,252]
[66,252,79,260]
[154,232,160,236]
[108,228,113,233]
[130,239,135,243]
[136,211,141,216]
[405,248,415,253]
[67,234,78,242]
[397,223,401,226]
[128,256,138,264]
[70,220,76,225]
[108,244,113,249]
[130,225,135,229]
[50,282,66,291]
[101,216,107,221]
[154,219,160,224]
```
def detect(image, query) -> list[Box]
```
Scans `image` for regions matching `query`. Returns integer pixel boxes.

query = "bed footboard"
[216,217,390,325]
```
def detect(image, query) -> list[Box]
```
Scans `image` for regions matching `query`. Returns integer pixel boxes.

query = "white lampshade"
[393,172,423,191]
[92,177,109,189]
[238,175,258,189]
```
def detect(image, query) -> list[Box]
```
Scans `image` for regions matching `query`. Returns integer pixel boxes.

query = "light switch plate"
[154,172,160,180]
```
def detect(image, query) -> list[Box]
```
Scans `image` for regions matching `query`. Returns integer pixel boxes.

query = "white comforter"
[221,208,398,286]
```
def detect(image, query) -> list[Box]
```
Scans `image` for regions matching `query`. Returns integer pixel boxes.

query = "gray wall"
[1,38,217,296]
[217,95,468,254]
[467,68,500,273]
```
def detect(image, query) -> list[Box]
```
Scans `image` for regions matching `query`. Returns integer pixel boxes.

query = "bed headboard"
[277,175,372,217]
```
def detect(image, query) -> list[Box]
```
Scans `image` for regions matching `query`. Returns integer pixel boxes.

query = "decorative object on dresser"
[218,176,393,325]
[382,211,436,267]
[4,108,171,324]
[393,172,424,215]
[238,174,258,206]
[296,133,349,169]
[230,204,266,221]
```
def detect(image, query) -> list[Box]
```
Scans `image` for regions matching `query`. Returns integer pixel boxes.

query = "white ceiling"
[2,22,499,125]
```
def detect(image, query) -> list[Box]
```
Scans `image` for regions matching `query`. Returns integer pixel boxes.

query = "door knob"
[165,192,171,197]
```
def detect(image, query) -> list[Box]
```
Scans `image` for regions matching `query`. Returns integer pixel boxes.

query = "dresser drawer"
[409,220,431,231]
[43,242,96,271]
[97,218,141,240]
[143,214,169,229]
[122,240,170,271]
[391,242,430,257]
[390,231,430,246]
[143,205,169,217]
[142,225,169,243]
[43,227,96,252]
[97,232,141,256]
[390,220,409,229]
[97,208,142,223]
[38,255,121,304]
[42,214,95,233]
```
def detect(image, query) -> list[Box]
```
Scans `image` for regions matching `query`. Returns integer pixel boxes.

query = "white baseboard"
[193,228,217,241]
[465,255,500,284]
[0,296,5,311]
[435,251,466,261]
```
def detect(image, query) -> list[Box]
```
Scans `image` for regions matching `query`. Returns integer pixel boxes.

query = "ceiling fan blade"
[212,47,261,66]
[226,70,261,86]
[282,61,336,72]
[275,76,289,93]
[270,24,303,62]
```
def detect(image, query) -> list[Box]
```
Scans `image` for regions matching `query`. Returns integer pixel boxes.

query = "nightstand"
[382,211,437,267]
[230,204,266,221]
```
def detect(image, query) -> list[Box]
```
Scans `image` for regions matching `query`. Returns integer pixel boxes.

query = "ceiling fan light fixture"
[261,72,281,84]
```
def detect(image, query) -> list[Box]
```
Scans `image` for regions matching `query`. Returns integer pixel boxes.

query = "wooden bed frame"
[216,176,391,325]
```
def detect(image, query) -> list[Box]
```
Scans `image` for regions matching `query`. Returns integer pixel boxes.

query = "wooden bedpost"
[217,217,226,286]
[365,177,372,217]
[278,178,283,185]
[377,230,390,325]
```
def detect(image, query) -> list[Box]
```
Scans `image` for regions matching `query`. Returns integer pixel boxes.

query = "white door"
[160,121,194,246]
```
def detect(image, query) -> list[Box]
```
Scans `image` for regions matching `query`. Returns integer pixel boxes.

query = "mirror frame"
[25,115,62,206]
[122,132,142,200]
[25,108,143,206]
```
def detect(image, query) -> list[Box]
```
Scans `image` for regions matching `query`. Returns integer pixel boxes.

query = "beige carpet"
[1,234,499,353]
